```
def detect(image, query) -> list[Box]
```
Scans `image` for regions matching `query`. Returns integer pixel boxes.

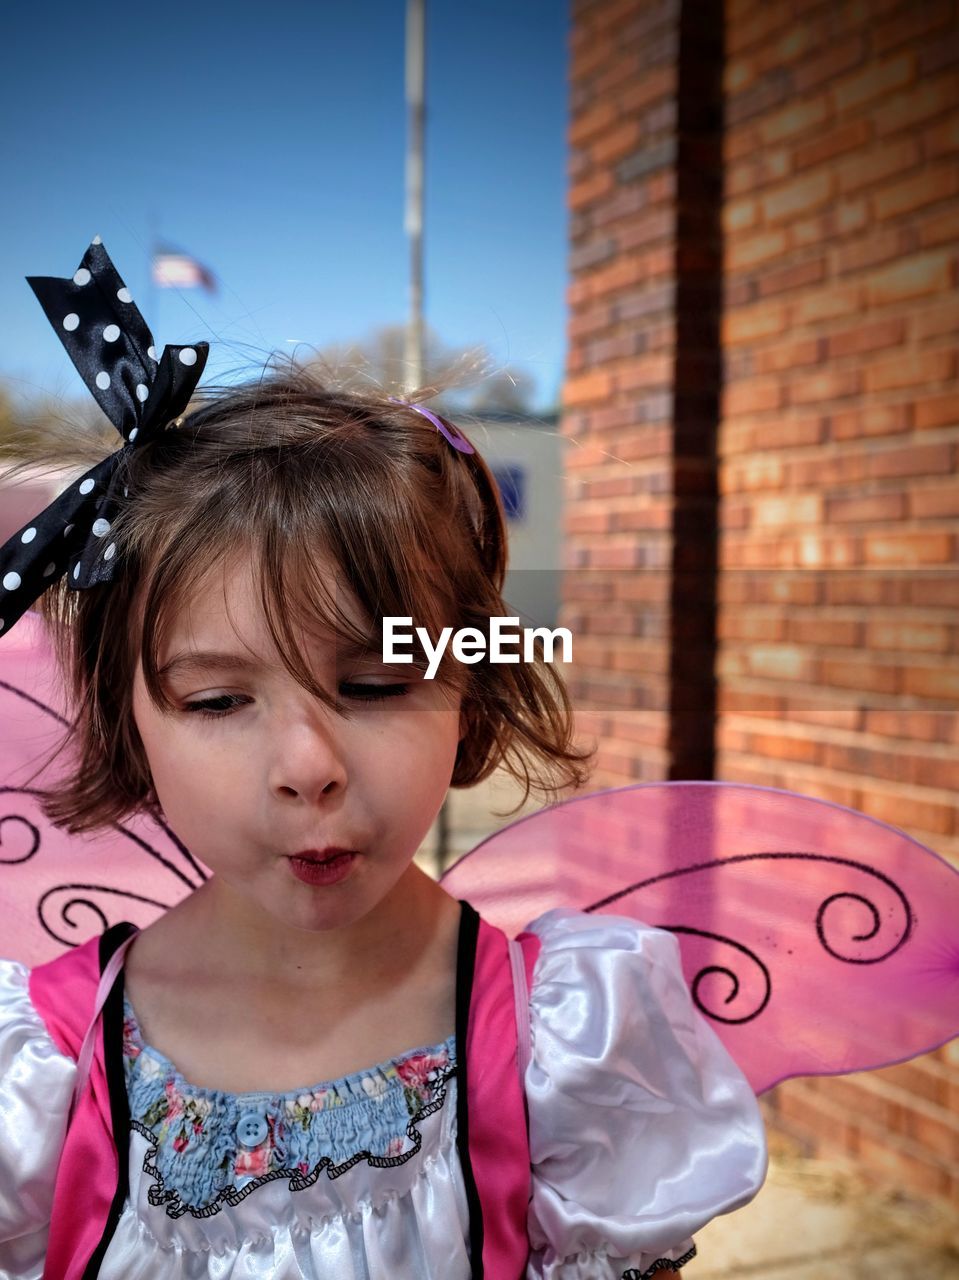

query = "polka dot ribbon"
[0,239,209,637]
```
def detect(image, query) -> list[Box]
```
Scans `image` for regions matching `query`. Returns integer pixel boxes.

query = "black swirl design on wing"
[0,812,41,865]
[816,890,902,964]
[38,883,172,947]
[0,673,207,889]
[657,927,771,1025]
[1,673,207,949]
[1,786,205,891]
[586,851,912,1025]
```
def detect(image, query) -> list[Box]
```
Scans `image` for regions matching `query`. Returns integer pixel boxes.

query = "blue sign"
[492,464,526,521]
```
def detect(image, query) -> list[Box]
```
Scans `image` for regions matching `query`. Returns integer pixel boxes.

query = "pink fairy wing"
[441,780,959,1094]
[0,611,204,967]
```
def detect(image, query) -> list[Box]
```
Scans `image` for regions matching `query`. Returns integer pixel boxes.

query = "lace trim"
[622,1243,697,1279]
[133,1062,457,1219]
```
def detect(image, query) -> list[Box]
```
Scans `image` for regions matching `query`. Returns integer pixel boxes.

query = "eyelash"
[183,684,411,718]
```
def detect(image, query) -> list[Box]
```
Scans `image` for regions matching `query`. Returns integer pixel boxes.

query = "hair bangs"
[24,365,593,833]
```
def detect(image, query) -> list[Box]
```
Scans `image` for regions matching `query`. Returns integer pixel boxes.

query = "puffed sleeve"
[522,909,768,1280]
[0,959,77,1278]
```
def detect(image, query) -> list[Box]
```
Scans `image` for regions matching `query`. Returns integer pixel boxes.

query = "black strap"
[81,922,136,1280]
[454,899,484,1278]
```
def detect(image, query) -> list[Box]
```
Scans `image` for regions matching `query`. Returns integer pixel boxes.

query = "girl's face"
[131,555,464,935]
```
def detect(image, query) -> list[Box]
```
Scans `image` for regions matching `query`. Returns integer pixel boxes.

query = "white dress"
[0,909,768,1279]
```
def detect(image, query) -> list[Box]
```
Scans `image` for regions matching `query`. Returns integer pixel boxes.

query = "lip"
[286,848,358,887]
[289,848,358,863]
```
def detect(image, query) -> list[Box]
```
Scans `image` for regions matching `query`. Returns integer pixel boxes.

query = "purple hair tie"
[388,396,475,454]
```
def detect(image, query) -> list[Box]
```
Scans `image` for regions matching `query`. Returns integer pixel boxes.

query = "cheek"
[131,692,219,817]
[138,733,240,852]
[377,706,461,791]
[414,703,463,762]
[133,723,193,816]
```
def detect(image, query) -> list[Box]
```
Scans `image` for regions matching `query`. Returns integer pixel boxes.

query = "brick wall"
[567,0,959,1204]
[721,0,959,1203]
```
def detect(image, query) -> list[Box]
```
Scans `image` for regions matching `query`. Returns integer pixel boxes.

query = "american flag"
[151,246,217,293]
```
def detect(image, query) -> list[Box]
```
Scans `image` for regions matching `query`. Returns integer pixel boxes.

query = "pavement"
[686,1134,958,1279]
[422,773,959,1280]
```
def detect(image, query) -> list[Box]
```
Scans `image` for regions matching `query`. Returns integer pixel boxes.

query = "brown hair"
[15,365,592,833]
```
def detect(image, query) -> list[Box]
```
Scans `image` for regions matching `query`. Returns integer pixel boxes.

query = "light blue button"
[236,1112,268,1148]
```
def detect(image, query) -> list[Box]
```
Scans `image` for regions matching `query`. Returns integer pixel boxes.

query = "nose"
[267,699,348,804]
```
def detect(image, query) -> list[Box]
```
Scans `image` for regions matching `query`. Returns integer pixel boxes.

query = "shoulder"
[0,956,37,1034]
[517,909,768,1279]
[519,907,761,1118]
[0,952,79,1107]
[0,954,78,1072]
[20,922,134,1060]
[0,957,80,1251]
[27,931,106,1058]
[519,905,691,1023]
[520,903,682,963]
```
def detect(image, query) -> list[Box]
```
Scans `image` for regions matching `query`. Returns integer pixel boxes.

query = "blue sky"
[1,2,569,412]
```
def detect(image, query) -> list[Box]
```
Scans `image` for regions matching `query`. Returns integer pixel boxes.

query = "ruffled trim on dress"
[622,1242,697,1277]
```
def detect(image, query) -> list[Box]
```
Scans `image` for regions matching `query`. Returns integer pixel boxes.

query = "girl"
[0,241,767,1279]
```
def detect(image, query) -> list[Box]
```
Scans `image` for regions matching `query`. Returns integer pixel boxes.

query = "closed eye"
[182,684,411,718]
[182,694,252,718]
[339,683,410,702]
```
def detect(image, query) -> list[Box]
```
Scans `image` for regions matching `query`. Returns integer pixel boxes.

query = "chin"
[282,890,374,935]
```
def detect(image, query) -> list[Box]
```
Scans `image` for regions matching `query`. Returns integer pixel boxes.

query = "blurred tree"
[467,365,538,415]
[0,380,110,461]
[0,385,15,451]
[307,323,535,414]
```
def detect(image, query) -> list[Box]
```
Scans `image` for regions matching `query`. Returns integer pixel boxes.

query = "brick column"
[565,0,723,783]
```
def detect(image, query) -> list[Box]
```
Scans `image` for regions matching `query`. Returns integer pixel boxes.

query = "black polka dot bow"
[0,239,209,637]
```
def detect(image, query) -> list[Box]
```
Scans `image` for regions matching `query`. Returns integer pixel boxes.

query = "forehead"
[171,555,260,626]
[154,548,371,658]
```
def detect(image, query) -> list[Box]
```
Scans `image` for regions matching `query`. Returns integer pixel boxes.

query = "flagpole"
[146,213,158,339]
[404,0,425,395]
[405,0,449,872]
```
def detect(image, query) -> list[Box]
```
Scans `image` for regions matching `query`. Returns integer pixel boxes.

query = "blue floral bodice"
[122,996,457,1217]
